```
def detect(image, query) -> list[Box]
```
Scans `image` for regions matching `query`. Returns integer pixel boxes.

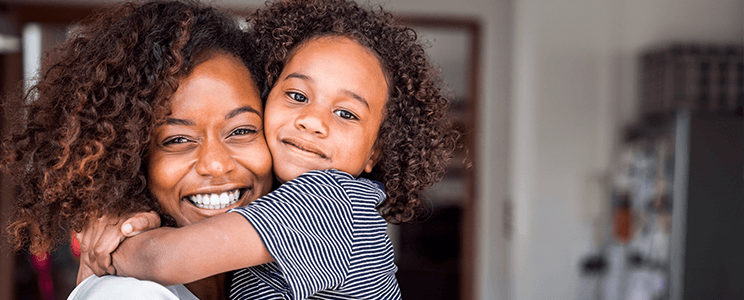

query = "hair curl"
[1,0,258,255]
[250,0,460,223]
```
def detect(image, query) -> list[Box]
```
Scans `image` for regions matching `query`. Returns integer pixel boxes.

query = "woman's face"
[147,53,273,227]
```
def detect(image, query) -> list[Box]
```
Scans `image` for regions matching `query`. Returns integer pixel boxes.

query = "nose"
[195,137,236,177]
[294,106,329,137]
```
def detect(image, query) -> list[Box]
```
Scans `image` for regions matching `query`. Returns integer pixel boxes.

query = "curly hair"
[249,0,459,223]
[1,0,259,255]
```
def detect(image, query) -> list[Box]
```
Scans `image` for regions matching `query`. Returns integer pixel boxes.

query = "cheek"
[235,141,274,183]
[360,127,380,151]
[147,154,184,207]
[263,102,284,136]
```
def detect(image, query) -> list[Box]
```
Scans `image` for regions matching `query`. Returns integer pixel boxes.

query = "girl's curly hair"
[250,0,460,223]
[1,0,258,255]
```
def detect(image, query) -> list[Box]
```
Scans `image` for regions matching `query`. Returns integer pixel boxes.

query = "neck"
[184,273,228,300]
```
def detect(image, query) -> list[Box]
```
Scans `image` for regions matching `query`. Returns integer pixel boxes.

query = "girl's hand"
[76,211,161,283]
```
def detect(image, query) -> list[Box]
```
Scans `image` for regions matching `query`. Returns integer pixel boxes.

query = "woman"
[1,1,273,298]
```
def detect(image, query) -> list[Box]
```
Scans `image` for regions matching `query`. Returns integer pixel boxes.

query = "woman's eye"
[287,92,308,103]
[229,128,258,137]
[163,136,190,145]
[334,109,357,120]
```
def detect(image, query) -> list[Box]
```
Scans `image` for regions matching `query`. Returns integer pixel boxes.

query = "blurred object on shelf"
[582,109,743,300]
[612,192,634,244]
[641,43,743,116]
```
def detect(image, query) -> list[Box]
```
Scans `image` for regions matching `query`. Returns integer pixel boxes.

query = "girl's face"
[147,53,274,227]
[264,36,388,183]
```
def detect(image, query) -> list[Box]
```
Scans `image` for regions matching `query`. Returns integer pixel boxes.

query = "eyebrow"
[165,118,195,126]
[164,106,261,126]
[284,72,370,110]
[226,106,261,120]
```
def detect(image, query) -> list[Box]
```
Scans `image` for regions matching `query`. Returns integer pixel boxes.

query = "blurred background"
[0,0,741,299]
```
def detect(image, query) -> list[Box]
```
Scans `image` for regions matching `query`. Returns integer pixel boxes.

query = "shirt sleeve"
[229,170,355,300]
[67,275,180,300]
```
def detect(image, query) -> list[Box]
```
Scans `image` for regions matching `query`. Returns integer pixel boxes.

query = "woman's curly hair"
[250,0,460,223]
[1,0,258,255]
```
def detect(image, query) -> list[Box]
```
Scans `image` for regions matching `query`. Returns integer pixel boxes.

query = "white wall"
[511,0,614,298]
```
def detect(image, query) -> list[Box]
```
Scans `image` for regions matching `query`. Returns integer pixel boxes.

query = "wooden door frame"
[397,16,481,300]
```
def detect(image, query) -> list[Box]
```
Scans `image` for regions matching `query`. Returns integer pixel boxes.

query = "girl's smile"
[281,137,328,158]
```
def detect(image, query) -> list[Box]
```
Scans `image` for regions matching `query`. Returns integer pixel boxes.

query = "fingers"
[77,211,160,278]
[122,211,161,237]
[92,222,122,276]
[79,216,119,277]
[79,217,108,277]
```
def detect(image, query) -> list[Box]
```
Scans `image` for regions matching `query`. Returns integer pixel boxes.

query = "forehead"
[282,36,388,105]
[290,36,377,63]
[171,53,261,112]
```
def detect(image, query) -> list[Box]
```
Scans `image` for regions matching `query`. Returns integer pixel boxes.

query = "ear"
[363,144,382,174]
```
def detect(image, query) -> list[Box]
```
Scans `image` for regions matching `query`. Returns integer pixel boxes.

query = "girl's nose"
[294,106,329,138]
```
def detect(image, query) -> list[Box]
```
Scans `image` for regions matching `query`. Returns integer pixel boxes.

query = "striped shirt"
[228,170,401,300]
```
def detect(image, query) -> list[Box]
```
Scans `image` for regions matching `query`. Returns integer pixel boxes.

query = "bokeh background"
[0,0,742,299]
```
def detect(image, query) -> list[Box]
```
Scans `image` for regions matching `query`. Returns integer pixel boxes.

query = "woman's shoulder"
[67,275,188,300]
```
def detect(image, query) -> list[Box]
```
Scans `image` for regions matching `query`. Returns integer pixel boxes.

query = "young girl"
[88,0,459,298]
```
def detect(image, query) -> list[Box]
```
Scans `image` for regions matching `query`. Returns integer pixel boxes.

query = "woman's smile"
[184,188,246,210]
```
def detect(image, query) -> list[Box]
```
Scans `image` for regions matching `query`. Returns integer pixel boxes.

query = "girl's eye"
[334,109,357,120]
[229,128,258,137]
[163,136,191,146]
[287,92,308,103]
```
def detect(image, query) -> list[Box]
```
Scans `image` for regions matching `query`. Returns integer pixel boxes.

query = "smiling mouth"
[283,139,327,159]
[184,188,248,210]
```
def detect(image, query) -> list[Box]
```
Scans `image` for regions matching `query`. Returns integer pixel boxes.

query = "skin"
[104,36,389,289]
[86,52,272,299]
[265,36,387,183]
[147,53,274,226]
[146,52,274,299]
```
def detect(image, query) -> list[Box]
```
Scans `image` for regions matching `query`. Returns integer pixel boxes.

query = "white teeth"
[187,189,243,210]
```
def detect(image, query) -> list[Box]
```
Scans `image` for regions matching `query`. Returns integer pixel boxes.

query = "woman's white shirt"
[67,275,199,300]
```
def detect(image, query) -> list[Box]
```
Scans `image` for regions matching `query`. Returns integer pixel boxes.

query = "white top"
[68,275,199,300]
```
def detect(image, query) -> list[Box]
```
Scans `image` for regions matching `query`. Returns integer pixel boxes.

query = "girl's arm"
[111,212,273,286]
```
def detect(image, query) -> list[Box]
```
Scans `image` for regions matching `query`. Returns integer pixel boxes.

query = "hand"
[76,211,161,281]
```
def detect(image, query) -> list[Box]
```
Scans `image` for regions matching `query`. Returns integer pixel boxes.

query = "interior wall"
[511,0,743,299]
[511,0,615,298]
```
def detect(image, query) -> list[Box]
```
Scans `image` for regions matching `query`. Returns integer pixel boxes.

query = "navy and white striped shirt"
[228,169,401,300]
